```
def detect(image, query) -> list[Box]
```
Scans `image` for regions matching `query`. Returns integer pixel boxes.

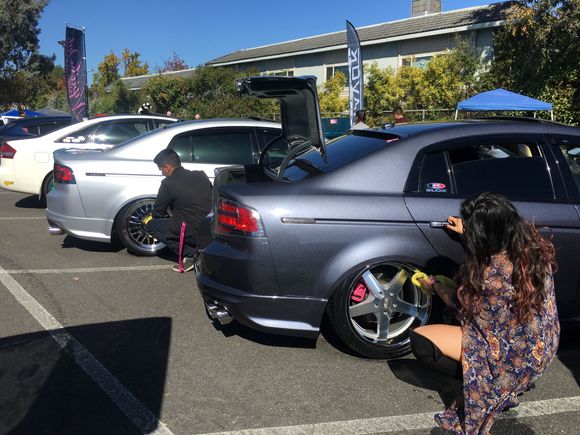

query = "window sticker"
[426,182,447,193]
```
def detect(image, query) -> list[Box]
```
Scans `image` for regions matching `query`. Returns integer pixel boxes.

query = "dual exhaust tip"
[206,301,233,325]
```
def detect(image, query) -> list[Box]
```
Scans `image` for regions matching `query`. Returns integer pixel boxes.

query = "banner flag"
[346,20,364,127]
[64,26,89,122]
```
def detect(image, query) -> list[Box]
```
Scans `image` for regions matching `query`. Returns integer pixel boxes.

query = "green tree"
[421,41,480,110]
[364,63,398,125]
[90,79,137,115]
[318,71,348,114]
[121,48,149,77]
[141,74,193,115]
[0,0,48,77]
[186,66,278,119]
[488,0,580,124]
[92,51,120,94]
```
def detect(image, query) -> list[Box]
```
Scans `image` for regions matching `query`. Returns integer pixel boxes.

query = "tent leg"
[454,110,458,120]
[551,110,554,121]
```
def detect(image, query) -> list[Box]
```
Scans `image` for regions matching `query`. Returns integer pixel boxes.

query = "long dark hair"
[456,192,556,324]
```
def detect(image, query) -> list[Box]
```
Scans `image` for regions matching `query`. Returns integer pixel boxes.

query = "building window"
[325,64,349,86]
[401,55,433,69]
[262,70,294,77]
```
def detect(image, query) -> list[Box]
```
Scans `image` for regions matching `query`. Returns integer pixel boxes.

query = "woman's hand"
[446,216,464,235]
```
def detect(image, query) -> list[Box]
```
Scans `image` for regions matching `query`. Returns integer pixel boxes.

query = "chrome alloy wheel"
[123,199,165,254]
[347,263,429,348]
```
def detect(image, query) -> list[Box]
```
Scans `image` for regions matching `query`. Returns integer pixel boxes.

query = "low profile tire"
[327,262,431,359]
[117,199,166,256]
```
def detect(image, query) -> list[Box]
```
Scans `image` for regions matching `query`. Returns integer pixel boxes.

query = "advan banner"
[346,20,364,127]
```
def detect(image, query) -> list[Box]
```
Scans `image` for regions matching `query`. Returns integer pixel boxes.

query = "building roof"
[119,67,196,91]
[207,2,513,65]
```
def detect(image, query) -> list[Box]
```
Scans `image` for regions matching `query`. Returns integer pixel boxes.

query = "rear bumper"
[196,272,325,338]
[46,186,112,242]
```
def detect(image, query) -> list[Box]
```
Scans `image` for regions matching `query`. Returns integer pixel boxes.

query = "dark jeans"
[145,218,198,258]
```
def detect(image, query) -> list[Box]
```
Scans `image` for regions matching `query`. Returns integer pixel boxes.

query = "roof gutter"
[208,20,506,67]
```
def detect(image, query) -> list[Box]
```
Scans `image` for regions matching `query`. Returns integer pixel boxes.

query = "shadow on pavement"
[388,358,461,409]
[0,317,171,434]
[213,320,317,350]
[60,235,125,253]
[14,195,45,209]
[557,320,580,386]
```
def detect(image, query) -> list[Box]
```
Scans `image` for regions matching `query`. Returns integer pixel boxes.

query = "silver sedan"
[46,118,281,255]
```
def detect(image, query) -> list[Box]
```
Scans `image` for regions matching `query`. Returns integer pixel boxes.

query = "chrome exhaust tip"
[48,225,64,235]
[206,301,233,325]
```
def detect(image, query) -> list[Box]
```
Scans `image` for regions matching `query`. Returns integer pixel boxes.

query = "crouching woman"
[410,192,560,434]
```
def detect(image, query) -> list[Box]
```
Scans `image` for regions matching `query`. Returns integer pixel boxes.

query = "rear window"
[282,134,399,181]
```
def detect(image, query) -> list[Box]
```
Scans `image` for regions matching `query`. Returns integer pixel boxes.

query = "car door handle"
[429,221,448,228]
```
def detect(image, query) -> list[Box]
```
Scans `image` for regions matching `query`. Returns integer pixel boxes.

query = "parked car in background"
[0,114,177,198]
[0,116,74,143]
[196,76,580,359]
[46,118,281,255]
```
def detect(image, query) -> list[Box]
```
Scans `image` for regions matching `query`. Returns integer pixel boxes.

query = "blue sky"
[38,0,506,80]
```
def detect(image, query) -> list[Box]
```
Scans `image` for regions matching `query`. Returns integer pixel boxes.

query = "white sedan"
[0,114,177,197]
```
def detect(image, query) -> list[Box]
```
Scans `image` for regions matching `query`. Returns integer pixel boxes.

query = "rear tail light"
[216,198,265,237]
[0,143,16,159]
[54,163,76,184]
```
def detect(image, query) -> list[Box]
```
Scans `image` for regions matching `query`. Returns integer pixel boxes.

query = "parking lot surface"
[1,189,579,434]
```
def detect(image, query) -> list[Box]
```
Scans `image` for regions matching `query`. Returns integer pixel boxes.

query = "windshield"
[281,133,400,181]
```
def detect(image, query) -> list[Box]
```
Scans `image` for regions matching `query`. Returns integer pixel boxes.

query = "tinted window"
[448,142,554,200]
[256,128,281,150]
[560,144,580,196]
[92,121,149,145]
[38,123,67,135]
[154,120,174,128]
[168,134,193,162]
[191,130,254,164]
[282,134,399,181]
[418,152,452,194]
[59,125,97,144]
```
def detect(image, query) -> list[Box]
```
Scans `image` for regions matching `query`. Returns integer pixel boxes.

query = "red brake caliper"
[351,281,368,303]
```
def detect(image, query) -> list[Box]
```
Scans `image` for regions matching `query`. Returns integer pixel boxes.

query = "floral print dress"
[435,254,560,434]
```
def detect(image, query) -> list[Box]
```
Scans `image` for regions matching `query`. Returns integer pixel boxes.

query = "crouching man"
[143,148,212,272]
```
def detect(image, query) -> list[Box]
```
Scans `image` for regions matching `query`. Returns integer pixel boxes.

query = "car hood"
[235,76,326,160]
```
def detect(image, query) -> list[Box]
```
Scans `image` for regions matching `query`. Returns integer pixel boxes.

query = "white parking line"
[202,396,580,435]
[5,265,171,274]
[0,265,175,435]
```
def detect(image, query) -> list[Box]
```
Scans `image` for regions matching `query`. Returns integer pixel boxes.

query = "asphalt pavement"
[0,189,579,434]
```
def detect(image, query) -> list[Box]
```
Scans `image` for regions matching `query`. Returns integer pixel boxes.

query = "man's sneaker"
[171,257,195,273]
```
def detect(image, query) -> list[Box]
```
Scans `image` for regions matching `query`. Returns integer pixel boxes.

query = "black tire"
[117,199,166,256]
[326,262,431,359]
[41,172,54,199]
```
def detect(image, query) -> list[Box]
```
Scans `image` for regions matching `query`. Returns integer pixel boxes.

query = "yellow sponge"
[411,270,433,297]
[411,271,458,298]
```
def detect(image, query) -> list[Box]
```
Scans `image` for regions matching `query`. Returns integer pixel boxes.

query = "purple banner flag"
[346,21,364,127]
[64,26,88,122]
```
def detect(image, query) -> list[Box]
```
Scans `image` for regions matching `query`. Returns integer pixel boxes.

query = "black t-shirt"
[152,166,212,239]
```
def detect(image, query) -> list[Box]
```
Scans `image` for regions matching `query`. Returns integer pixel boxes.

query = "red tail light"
[216,198,264,236]
[54,163,76,184]
[0,143,16,159]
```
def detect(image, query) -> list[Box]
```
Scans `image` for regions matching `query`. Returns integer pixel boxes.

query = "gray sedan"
[46,119,281,255]
[197,76,580,359]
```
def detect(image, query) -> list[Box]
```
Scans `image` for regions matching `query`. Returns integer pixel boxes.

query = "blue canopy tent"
[456,89,553,120]
[1,108,45,117]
